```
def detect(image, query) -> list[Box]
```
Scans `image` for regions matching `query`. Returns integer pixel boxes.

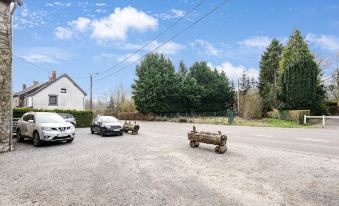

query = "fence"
[304,115,339,126]
[12,118,19,134]
[156,111,229,119]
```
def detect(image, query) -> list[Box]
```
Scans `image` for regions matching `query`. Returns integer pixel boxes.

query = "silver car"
[16,112,76,147]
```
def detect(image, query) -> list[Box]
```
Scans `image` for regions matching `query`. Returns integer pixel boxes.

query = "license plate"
[58,133,68,137]
[113,129,120,132]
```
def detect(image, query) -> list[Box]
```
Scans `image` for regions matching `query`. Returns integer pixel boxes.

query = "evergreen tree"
[258,39,283,115]
[178,60,187,79]
[188,62,234,112]
[278,30,327,115]
[132,53,179,113]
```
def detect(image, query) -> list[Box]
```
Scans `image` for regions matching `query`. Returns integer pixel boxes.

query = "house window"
[49,95,58,106]
[61,88,66,93]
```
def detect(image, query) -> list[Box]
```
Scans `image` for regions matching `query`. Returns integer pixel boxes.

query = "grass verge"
[160,117,313,128]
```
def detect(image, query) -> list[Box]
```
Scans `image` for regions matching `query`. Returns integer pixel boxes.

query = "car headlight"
[70,125,75,130]
[42,127,52,131]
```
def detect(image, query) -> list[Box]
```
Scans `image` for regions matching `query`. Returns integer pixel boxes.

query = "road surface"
[140,121,339,158]
[0,121,338,206]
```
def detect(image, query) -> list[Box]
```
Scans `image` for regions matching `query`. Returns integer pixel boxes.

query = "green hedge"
[267,109,310,124]
[13,108,93,127]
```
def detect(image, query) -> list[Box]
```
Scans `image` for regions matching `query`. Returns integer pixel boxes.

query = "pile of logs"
[187,126,227,154]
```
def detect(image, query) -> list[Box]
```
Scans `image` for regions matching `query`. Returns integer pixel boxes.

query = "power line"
[96,0,207,77]
[95,0,230,81]
[14,54,51,73]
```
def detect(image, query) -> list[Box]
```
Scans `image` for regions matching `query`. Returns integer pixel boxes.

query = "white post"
[322,115,325,126]
[304,115,306,124]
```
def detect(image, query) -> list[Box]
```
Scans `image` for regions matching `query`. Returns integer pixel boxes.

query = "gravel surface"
[0,122,338,206]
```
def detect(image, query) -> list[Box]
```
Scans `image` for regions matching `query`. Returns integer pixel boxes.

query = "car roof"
[24,112,58,115]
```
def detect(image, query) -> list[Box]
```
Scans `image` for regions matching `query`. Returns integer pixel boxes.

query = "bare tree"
[327,53,339,105]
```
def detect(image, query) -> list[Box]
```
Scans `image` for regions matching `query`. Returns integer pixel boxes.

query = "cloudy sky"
[12,0,339,97]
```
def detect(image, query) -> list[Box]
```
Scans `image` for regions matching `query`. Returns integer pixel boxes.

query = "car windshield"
[36,113,66,123]
[59,113,73,119]
[101,116,118,123]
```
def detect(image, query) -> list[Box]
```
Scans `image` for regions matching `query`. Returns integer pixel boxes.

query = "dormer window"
[61,88,66,93]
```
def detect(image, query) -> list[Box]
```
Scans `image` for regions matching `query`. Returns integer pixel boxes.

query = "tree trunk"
[0,1,12,153]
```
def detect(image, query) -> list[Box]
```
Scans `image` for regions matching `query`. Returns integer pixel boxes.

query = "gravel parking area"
[0,122,338,206]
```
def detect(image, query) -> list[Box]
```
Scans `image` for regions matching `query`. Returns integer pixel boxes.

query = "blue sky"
[12,0,339,98]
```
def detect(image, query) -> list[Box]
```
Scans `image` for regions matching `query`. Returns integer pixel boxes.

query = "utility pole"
[90,73,99,111]
[90,74,93,111]
[237,77,240,115]
[336,51,339,106]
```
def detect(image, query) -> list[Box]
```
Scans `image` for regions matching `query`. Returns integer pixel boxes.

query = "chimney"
[51,70,57,81]
[22,84,26,90]
[33,81,39,86]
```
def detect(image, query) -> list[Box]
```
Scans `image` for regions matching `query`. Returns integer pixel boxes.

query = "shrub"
[267,109,310,124]
[239,90,262,119]
[13,108,93,127]
[177,118,187,123]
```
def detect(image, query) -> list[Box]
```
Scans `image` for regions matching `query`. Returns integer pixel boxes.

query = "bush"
[267,109,310,124]
[177,118,187,123]
[239,90,262,119]
[13,108,93,127]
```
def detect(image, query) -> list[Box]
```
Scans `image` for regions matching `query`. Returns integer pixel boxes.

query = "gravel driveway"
[0,122,338,206]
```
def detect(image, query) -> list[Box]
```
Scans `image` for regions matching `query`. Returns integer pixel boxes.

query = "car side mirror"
[28,120,34,123]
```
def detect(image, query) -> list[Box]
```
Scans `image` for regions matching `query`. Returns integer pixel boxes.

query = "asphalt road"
[139,121,339,158]
[0,121,338,206]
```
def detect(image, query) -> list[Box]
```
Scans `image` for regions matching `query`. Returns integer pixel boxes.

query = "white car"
[16,112,76,147]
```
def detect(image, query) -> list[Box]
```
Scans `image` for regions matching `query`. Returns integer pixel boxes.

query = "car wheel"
[91,128,94,134]
[33,132,41,147]
[66,139,74,143]
[16,129,23,142]
[100,129,105,137]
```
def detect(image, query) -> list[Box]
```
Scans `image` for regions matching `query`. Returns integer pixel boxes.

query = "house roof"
[13,82,48,97]
[14,74,87,97]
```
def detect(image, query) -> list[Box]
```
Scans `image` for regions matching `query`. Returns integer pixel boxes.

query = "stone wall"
[0,1,12,152]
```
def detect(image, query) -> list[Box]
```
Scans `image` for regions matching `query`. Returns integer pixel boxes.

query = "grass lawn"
[233,118,311,128]
[165,117,312,128]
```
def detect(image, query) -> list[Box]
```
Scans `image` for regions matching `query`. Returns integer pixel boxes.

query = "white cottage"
[13,71,87,110]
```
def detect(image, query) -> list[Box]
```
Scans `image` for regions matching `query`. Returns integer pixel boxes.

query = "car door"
[26,114,35,138]
[20,114,29,136]
[94,117,102,132]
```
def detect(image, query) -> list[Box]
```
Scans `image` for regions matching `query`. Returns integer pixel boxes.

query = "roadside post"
[227,111,236,125]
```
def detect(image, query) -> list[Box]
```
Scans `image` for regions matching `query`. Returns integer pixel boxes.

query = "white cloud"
[21,54,60,64]
[91,7,158,41]
[18,47,71,64]
[13,6,47,29]
[54,7,157,42]
[190,39,221,56]
[54,27,73,39]
[210,61,259,82]
[96,3,106,7]
[155,9,187,20]
[69,17,91,32]
[239,36,272,49]
[306,33,339,52]
[95,9,107,14]
[46,2,72,8]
